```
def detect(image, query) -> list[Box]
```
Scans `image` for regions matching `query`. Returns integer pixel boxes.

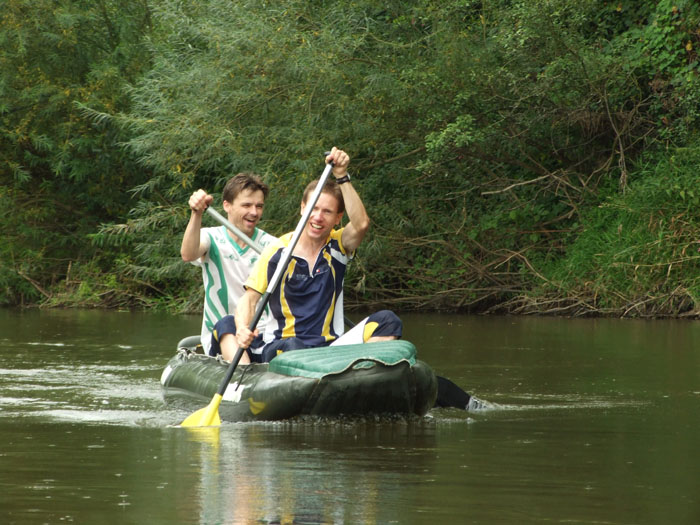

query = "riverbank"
[8,280,700,321]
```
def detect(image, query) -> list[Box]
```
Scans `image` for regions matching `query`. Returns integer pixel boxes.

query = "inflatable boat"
[160,338,438,422]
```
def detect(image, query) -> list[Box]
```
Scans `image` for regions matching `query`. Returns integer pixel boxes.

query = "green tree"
[96,0,700,314]
[0,0,153,305]
[97,0,454,310]
[5,0,700,317]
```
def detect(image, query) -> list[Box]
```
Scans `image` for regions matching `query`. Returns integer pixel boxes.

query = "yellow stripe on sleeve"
[363,322,379,342]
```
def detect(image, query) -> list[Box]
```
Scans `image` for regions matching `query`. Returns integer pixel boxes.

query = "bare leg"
[220,333,250,364]
[366,335,397,343]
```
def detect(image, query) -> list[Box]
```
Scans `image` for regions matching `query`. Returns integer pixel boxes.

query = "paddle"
[206,166,356,330]
[180,156,335,427]
[434,375,473,409]
[205,206,264,254]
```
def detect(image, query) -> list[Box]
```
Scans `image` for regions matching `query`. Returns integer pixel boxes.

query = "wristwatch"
[335,173,351,185]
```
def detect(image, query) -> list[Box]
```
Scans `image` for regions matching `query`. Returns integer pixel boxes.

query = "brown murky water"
[1,309,698,524]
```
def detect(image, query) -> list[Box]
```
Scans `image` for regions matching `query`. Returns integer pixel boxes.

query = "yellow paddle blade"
[180,393,223,427]
[247,397,266,415]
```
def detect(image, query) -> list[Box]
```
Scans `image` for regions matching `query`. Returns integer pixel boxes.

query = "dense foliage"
[1,0,154,306]
[3,0,700,317]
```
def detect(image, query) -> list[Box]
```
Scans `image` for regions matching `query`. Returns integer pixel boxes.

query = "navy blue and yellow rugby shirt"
[246,228,351,347]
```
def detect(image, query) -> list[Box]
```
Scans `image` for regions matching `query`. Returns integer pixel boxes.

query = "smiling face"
[223,188,265,238]
[301,191,343,242]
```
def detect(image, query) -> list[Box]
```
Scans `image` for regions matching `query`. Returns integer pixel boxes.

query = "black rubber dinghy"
[161,340,438,422]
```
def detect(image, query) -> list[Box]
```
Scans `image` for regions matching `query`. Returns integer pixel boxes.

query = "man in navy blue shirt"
[235,147,402,362]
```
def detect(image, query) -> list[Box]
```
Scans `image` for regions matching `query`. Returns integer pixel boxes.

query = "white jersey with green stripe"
[192,226,276,354]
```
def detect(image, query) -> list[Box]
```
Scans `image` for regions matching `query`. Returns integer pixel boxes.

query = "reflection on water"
[1,309,699,524]
[178,420,442,524]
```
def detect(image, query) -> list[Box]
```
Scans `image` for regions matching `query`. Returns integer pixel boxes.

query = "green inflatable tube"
[161,339,438,422]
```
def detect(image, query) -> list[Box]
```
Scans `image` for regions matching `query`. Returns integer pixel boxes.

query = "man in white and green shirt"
[180,173,276,362]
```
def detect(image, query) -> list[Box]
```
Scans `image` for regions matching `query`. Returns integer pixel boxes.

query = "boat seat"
[268,340,418,379]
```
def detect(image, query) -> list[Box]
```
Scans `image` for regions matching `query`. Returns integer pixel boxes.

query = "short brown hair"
[222,172,269,203]
[302,178,345,213]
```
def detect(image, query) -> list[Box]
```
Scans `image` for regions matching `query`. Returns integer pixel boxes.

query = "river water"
[1,308,698,524]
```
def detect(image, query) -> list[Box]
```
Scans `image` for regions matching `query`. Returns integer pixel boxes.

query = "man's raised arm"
[181,189,214,262]
[325,148,370,253]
